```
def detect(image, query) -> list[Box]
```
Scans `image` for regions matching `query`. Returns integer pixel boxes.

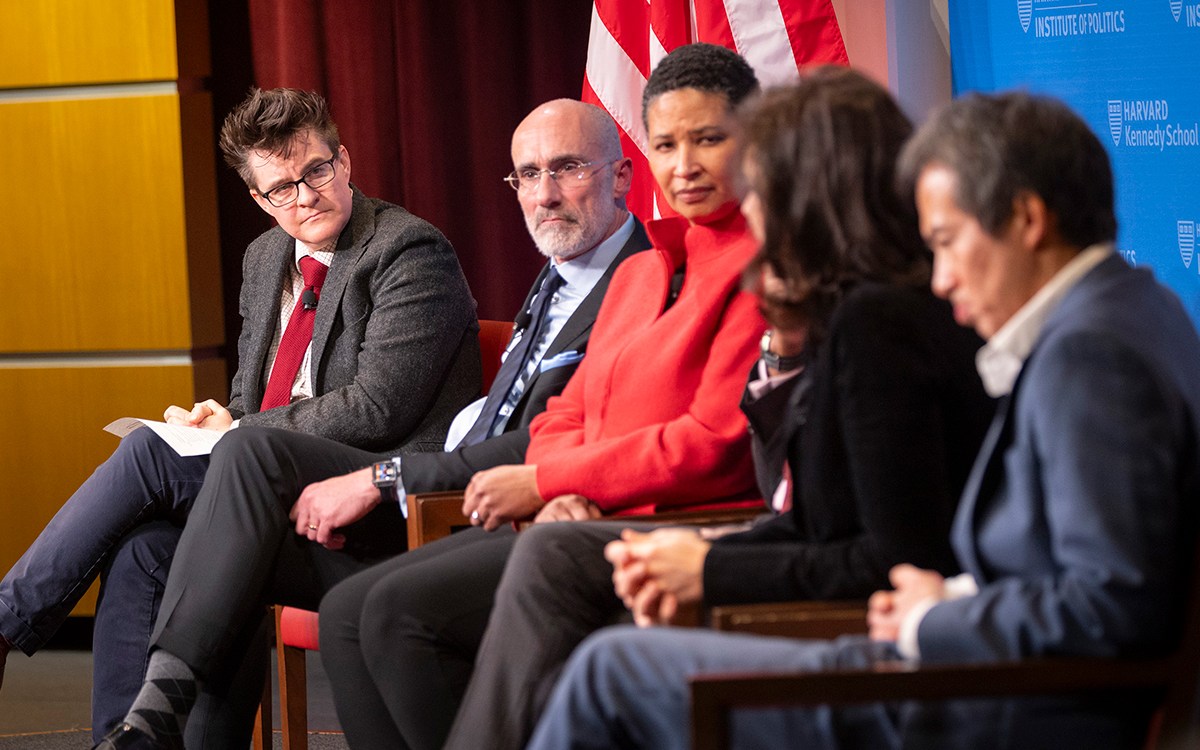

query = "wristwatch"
[372,457,403,500]
[760,330,806,372]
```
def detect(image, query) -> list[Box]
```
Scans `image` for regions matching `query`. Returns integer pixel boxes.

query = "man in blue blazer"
[527,92,1200,750]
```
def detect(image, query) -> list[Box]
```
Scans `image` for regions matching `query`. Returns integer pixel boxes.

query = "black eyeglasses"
[260,156,338,207]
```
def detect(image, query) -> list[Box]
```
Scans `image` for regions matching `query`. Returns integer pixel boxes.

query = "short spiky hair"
[641,43,759,127]
[219,87,341,188]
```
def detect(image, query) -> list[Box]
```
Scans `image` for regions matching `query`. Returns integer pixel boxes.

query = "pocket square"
[539,350,584,373]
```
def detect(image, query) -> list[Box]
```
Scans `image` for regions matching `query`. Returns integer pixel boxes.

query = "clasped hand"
[867,564,945,642]
[534,494,602,523]
[605,528,711,627]
[163,398,233,432]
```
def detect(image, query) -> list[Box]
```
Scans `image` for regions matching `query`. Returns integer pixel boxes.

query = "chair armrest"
[689,657,1177,750]
[708,600,868,639]
[617,506,766,527]
[406,496,764,550]
[406,491,470,549]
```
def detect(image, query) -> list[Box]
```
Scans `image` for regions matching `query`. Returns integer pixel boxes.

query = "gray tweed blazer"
[228,186,480,453]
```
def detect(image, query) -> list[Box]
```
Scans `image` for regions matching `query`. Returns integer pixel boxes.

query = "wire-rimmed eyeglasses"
[503,159,616,192]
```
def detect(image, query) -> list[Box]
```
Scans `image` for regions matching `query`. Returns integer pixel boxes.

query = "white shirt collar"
[976,244,1113,397]
[293,239,335,270]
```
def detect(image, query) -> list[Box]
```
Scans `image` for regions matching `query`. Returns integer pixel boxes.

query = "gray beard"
[529,207,616,261]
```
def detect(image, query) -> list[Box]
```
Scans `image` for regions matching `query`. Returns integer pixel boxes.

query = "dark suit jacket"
[922,254,1200,663]
[890,255,1200,748]
[229,187,480,453]
[401,219,650,492]
[703,281,994,603]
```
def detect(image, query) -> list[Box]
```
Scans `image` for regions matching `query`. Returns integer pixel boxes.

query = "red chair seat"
[279,606,321,651]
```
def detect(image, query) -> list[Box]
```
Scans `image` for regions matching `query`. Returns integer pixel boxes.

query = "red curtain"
[245,0,593,319]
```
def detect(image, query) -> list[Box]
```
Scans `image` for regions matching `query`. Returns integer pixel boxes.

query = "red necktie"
[261,256,329,410]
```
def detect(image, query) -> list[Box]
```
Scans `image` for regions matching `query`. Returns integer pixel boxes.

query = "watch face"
[373,460,398,486]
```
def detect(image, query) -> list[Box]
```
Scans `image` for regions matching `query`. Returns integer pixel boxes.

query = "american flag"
[583,0,849,220]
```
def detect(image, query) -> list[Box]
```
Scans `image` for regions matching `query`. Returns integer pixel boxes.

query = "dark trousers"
[0,429,207,740]
[318,526,519,750]
[95,522,270,747]
[150,427,402,681]
[445,521,649,750]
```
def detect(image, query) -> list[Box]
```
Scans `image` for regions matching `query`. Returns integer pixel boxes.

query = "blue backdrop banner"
[950,0,1200,324]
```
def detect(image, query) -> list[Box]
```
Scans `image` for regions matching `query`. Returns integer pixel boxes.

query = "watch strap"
[760,330,806,372]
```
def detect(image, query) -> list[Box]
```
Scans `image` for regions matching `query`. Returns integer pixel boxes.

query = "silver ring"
[308,524,318,531]
[470,511,480,521]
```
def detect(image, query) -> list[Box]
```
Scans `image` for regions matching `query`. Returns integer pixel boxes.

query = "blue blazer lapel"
[953,255,1130,578]
[952,390,1018,578]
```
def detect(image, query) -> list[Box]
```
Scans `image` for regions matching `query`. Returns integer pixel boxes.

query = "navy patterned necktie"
[461,267,566,446]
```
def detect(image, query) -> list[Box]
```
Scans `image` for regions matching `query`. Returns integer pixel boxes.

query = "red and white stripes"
[583,0,849,220]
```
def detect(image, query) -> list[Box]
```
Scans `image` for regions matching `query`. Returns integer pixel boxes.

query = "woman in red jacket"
[463,45,767,526]
[318,43,769,750]
[451,67,995,750]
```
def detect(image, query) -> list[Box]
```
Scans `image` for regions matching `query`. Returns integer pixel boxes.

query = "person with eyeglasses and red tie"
[0,86,478,746]
[90,94,655,750]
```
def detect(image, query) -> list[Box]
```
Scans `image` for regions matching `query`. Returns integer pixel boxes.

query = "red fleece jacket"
[527,207,764,515]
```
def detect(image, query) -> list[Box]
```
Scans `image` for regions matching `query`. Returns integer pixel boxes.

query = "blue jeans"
[0,429,207,738]
[528,627,1153,750]
[527,628,900,750]
[93,521,179,739]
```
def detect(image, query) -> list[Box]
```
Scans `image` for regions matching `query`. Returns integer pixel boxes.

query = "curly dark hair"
[742,66,929,339]
[219,87,341,188]
[642,43,759,127]
[897,91,1116,249]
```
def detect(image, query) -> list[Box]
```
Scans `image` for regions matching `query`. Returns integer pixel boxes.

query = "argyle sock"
[121,649,199,748]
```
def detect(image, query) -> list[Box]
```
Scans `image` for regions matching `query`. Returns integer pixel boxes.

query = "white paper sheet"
[103,417,224,457]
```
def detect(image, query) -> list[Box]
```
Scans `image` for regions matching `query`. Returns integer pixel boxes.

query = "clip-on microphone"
[301,288,319,311]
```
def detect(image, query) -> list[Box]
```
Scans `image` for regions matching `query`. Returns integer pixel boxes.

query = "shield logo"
[1179,220,1195,269]
[1018,0,1033,32]
[1107,101,1123,147]
[1171,0,1183,22]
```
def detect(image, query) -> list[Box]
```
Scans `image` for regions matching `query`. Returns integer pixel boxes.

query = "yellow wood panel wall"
[0,365,226,614]
[1,94,196,352]
[0,0,223,619]
[180,92,225,350]
[0,0,177,88]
